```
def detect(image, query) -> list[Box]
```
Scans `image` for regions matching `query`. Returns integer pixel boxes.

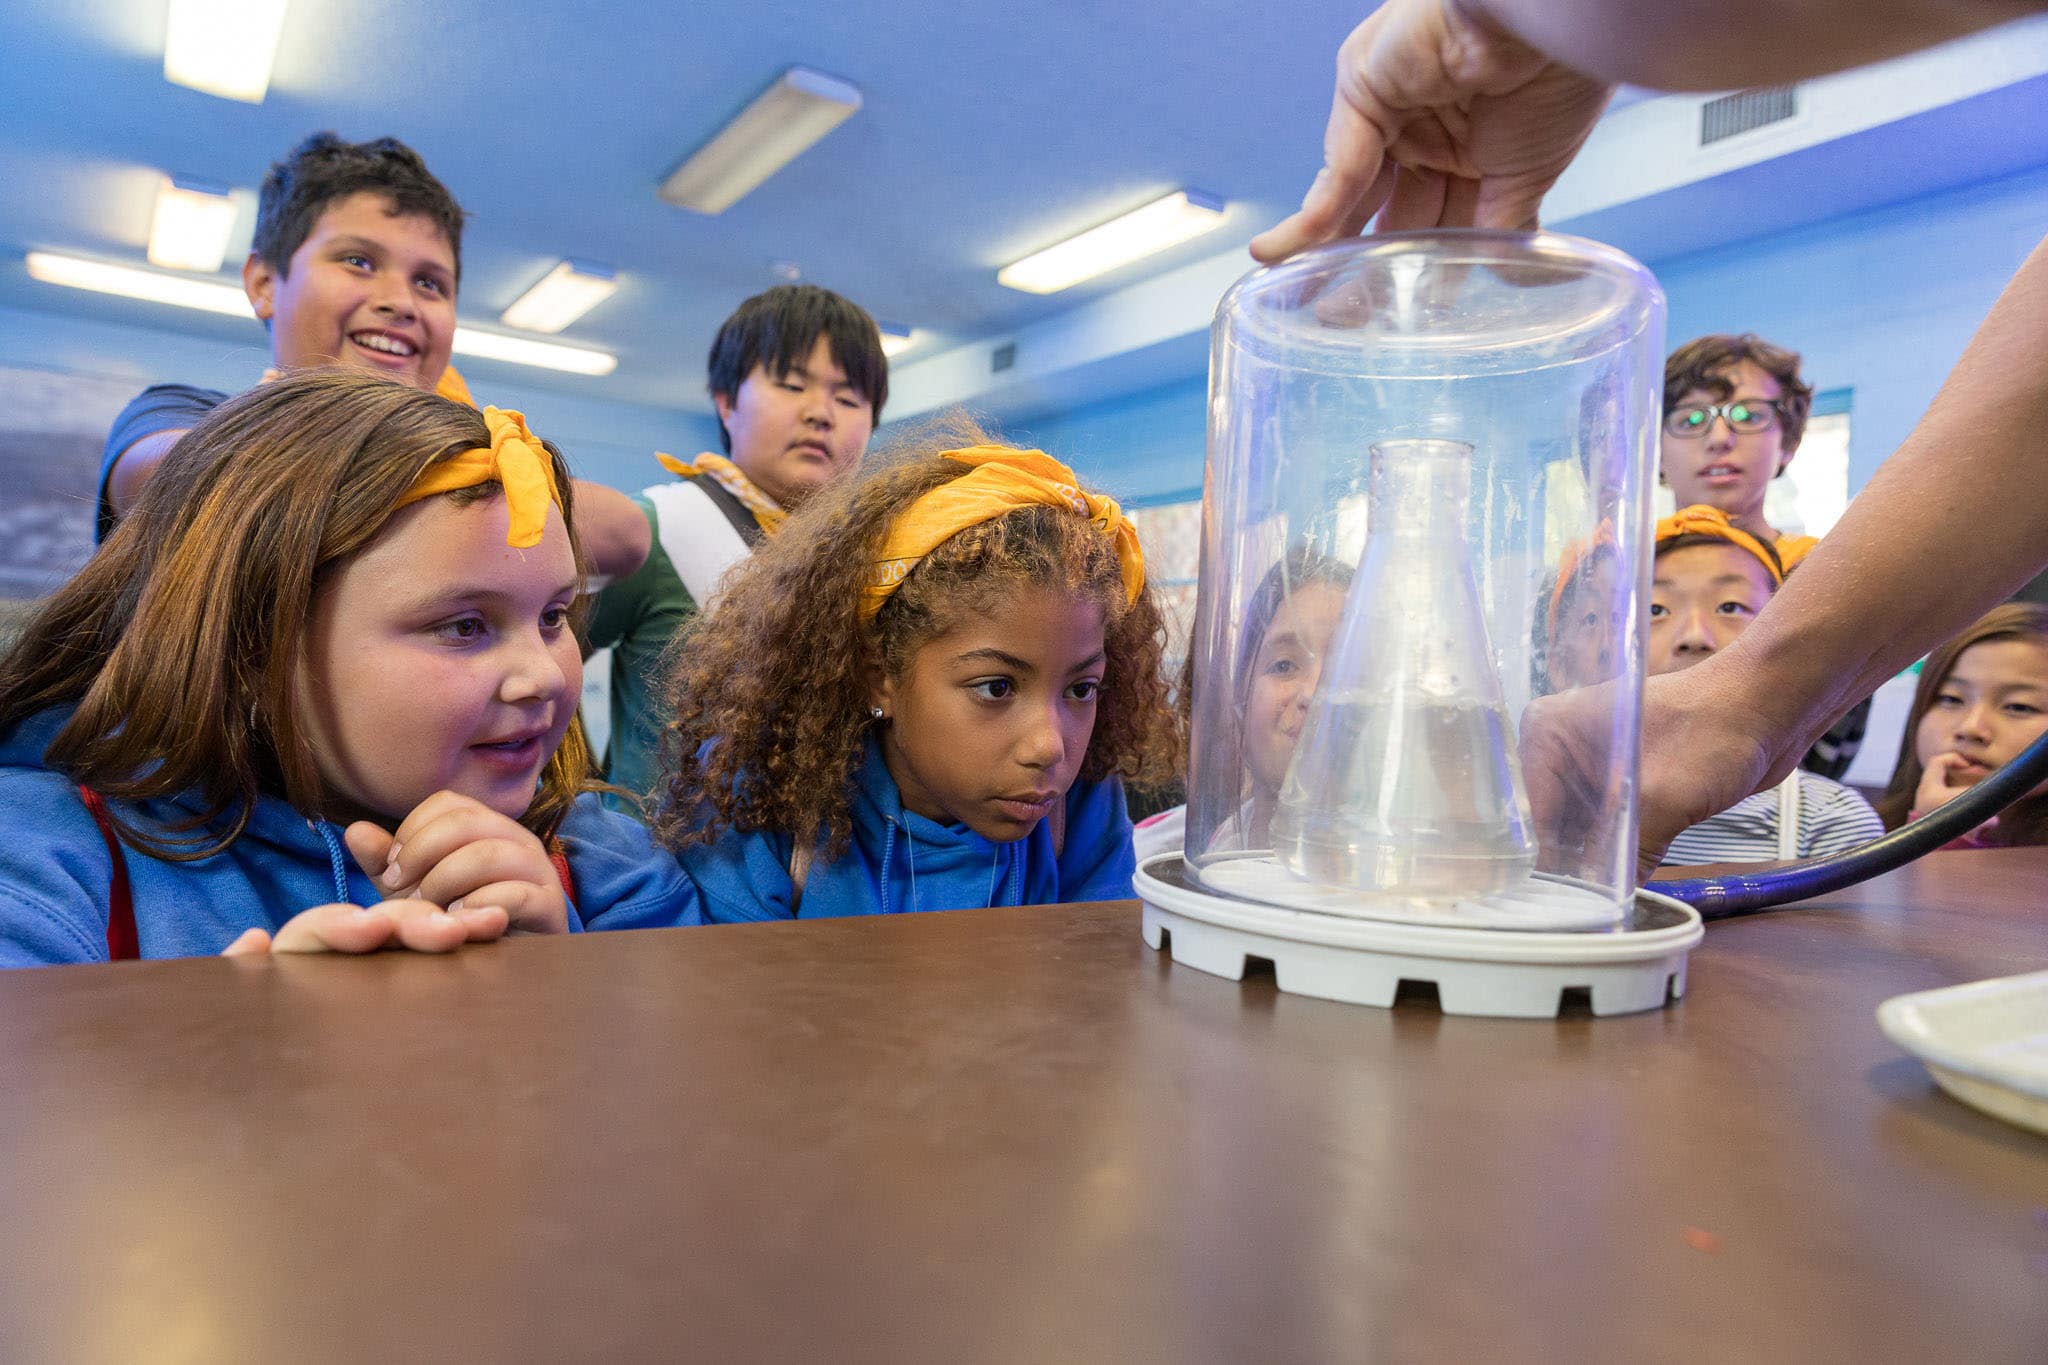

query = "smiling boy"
[98,132,646,574]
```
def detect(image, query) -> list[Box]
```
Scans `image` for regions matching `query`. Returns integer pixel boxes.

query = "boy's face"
[244,190,458,392]
[871,588,1105,844]
[1646,541,1777,675]
[1659,359,1791,520]
[715,333,874,509]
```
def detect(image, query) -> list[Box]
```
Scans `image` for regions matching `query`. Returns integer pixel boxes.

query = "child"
[0,371,692,966]
[1650,506,1885,865]
[1135,549,1353,863]
[1876,603,2048,847]
[98,132,646,575]
[586,285,888,804]
[1544,524,1625,691]
[654,428,1178,920]
[1661,334,1819,566]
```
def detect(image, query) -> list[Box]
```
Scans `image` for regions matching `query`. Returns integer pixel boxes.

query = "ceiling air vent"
[991,342,1017,374]
[1700,86,1796,144]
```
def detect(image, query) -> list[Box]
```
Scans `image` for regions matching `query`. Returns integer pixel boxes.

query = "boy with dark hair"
[1649,506,1883,865]
[1660,332,1819,566]
[586,284,888,803]
[98,132,646,573]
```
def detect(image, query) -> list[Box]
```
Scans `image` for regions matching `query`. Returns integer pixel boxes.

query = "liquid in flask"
[1270,438,1536,901]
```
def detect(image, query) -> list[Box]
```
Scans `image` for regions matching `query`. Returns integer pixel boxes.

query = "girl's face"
[872,586,1106,842]
[297,491,581,825]
[1243,580,1347,797]
[1914,637,2048,789]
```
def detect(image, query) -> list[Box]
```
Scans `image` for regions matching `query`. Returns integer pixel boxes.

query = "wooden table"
[3,850,2046,1363]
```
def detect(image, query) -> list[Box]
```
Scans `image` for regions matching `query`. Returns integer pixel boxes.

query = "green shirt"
[583,495,698,810]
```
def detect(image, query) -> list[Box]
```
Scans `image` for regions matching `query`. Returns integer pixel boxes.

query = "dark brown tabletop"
[3,849,2047,1364]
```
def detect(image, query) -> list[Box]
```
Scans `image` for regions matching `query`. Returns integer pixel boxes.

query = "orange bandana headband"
[860,445,1145,621]
[1655,504,1785,586]
[394,407,562,549]
[654,450,787,535]
[1547,519,1618,643]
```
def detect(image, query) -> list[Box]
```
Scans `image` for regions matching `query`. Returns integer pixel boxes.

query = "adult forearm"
[1465,0,2041,89]
[1694,232,2048,766]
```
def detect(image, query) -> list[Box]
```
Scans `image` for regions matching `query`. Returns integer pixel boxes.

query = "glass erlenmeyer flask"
[1271,438,1535,900]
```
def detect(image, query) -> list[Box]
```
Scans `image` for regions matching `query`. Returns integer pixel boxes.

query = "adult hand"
[345,790,571,936]
[1251,0,1611,262]
[221,899,507,956]
[1521,669,1778,878]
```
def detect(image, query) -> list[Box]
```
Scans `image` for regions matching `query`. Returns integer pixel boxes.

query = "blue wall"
[0,301,722,493]
[1013,164,2048,505]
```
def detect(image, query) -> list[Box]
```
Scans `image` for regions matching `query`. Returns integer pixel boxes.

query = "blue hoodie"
[680,735,1137,922]
[0,708,699,967]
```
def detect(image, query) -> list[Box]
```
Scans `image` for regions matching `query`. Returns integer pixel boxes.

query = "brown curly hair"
[653,417,1180,856]
[0,369,597,859]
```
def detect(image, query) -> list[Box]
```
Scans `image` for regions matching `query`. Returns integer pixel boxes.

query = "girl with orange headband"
[0,371,692,965]
[654,419,1180,920]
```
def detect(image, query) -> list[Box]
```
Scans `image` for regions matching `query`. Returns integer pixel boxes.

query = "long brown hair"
[0,369,594,858]
[1876,602,2048,843]
[653,416,1180,856]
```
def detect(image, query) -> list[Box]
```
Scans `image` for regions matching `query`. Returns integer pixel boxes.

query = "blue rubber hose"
[1657,728,2048,919]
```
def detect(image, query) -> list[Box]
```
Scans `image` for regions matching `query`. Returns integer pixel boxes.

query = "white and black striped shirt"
[1661,771,1886,866]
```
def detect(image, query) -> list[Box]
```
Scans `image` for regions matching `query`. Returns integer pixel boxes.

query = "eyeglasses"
[1663,399,1782,439]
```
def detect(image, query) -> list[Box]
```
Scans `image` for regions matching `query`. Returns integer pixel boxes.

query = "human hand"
[221,899,509,956]
[1913,751,1979,817]
[1521,669,1778,879]
[1251,0,1612,262]
[344,790,571,936]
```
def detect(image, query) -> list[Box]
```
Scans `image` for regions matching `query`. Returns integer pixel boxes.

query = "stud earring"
[870,706,886,720]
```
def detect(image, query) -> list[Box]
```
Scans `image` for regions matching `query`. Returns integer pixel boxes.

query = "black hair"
[251,132,466,283]
[706,285,889,451]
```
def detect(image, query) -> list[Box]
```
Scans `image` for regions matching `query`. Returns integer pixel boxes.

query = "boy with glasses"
[1660,333,1818,568]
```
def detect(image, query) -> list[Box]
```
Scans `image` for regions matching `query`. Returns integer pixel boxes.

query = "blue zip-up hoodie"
[0,708,699,966]
[680,735,1137,922]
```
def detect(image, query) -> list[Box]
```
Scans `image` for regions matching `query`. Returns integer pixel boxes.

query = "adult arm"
[1525,234,2048,867]
[571,479,653,581]
[1253,0,2043,260]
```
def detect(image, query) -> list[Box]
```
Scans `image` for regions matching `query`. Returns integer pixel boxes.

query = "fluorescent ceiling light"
[147,177,238,273]
[163,0,289,103]
[452,327,617,376]
[659,67,862,215]
[877,322,916,359]
[26,251,252,315]
[998,190,1227,295]
[500,260,618,334]
[25,252,618,376]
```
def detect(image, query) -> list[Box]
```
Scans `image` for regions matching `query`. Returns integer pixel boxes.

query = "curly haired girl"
[0,370,692,965]
[655,423,1179,920]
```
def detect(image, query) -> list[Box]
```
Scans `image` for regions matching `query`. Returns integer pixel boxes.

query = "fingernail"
[379,866,406,890]
[447,897,466,914]
[351,905,382,920]
[385,840,403,868]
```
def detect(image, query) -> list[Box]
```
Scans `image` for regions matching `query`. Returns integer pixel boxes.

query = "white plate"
[1876,970,2048,1136]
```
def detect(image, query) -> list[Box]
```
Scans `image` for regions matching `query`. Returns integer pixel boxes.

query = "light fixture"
[147,177,239,273]
[499,260,618,334]
[163,0,290,103]
[877,322,916,359]
[25,251,252,316]
[997,190,1227,295]
[451,327,617,376]
[24,252,619,376]
[658,67,863,215]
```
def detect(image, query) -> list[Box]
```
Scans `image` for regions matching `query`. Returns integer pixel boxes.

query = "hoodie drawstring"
[311,820,350,904]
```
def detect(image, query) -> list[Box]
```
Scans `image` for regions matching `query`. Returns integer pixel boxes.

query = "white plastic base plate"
[1197,853,1620,931]
[1138,853,1703,1019]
